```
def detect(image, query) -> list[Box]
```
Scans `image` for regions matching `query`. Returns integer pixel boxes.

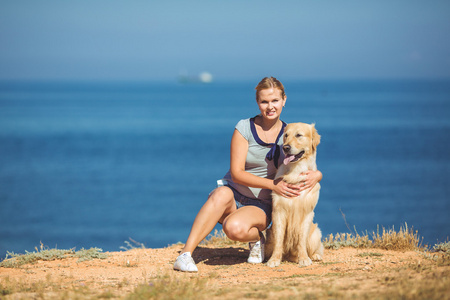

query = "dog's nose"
[283,145,291,153]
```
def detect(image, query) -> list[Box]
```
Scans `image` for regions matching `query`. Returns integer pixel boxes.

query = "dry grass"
[372,223,421,250]
[119,238,147,251]
[323,223,421,251]
[0,275,116,299]
[1,226,449,299]
[125,273,213,300]
[204,223,423,252]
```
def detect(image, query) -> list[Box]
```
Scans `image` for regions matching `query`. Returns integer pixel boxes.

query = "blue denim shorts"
[227,185,272,224]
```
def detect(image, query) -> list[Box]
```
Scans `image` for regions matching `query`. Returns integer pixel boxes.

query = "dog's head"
[282,122,320,165]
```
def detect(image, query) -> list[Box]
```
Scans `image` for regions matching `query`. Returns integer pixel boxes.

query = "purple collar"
[250,116,286,168]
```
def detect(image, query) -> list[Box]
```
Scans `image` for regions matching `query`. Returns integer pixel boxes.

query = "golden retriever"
[265,122,324,267]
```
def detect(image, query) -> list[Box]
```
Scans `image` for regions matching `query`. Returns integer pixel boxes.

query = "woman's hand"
[298,170,322,192]
[273,170,322,198]
[273,178,302,198]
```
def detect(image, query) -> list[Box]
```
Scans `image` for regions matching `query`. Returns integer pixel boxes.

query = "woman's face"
[257,88,286,120]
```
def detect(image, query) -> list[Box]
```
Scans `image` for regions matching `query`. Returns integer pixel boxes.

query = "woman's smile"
[257,88,286,120]
[266,110,276,117]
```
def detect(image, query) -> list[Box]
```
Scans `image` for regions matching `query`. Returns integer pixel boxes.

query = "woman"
[174,77,322,272]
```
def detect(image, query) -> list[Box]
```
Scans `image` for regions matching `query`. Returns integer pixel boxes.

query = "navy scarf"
[250,116,287,169]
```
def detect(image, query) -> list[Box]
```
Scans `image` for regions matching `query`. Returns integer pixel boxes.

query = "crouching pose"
[173,77,322,272]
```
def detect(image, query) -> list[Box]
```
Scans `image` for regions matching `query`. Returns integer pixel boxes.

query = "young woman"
[174,77,322,272]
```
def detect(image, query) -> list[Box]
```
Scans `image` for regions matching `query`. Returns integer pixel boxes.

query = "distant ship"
[178,71,213,83]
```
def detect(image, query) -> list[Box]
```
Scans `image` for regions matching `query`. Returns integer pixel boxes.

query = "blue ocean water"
[1,79,449,259]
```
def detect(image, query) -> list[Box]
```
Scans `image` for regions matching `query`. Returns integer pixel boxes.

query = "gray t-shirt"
[223,117,286,202]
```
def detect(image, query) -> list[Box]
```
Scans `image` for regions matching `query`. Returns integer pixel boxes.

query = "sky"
[1,0,450,81]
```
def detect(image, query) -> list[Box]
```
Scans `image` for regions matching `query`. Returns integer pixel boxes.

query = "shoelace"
[178,254,194,264]
[249,242,261,257]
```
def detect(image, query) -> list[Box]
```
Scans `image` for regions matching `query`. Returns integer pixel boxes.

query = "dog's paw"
[266,258,281,268]
[311,254,322,261]
[298,257,312,267]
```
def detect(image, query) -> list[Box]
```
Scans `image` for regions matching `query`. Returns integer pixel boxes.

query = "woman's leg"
[181,186,236,254]
[222,206,268,243]
[222,206,268,264]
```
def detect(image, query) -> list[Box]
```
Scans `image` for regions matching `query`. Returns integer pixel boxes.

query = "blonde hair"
[255,77,286,101]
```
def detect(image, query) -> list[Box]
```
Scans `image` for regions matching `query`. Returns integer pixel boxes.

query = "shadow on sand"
[189,246,249,266]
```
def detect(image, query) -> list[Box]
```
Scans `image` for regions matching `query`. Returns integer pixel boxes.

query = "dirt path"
[1,244,449,299]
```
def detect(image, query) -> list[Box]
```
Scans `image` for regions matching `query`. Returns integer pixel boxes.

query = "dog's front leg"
[298,212,314,267]
[266,207,286,268]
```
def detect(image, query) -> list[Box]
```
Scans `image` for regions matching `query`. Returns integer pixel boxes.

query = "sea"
[1,79,449,259]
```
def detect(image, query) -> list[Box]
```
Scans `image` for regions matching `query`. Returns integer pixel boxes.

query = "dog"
[265,122,324,267]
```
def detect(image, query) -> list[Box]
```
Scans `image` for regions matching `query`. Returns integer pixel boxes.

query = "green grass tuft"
[74,247,108,262]
[433,241,450,255]
[357,252,384,258]
[0,242,107,268]
[323,231,372,249]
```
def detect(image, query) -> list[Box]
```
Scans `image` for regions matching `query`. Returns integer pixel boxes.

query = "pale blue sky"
[1,0,449,81]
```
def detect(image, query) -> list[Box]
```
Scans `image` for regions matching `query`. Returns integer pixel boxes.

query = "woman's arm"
[229,129,302,197]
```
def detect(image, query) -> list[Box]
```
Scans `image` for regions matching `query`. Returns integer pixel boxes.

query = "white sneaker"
[173,252,198,272]
[247,234,265,264]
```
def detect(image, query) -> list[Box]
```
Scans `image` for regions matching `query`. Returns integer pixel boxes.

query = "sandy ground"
[1,243,449,299]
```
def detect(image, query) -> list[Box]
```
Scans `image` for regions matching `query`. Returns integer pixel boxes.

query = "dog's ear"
[311,124,320,152]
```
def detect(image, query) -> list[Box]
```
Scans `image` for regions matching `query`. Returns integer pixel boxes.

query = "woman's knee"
[222,219,248,241]
[208,186,234,208]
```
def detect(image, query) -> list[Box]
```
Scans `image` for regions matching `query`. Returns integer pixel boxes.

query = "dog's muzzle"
[283,145,305,165]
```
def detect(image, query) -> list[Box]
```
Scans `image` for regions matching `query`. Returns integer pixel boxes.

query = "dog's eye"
[296,134,303,138]
[284,133,288,138]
